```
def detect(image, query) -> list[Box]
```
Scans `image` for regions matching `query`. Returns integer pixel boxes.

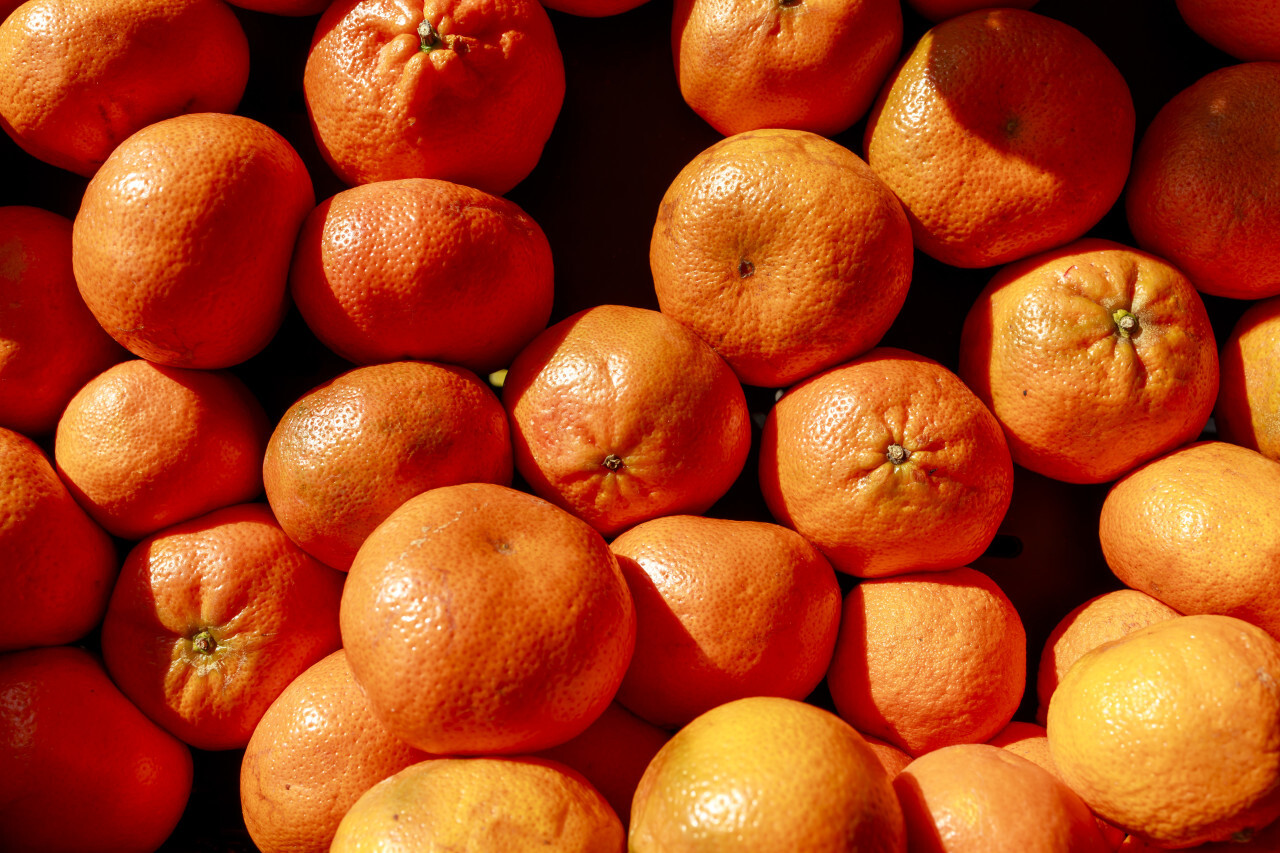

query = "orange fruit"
[303,0,565,196]
[894,743,1112,852]
[263,360,513,571]
[1119,819,1280,852]
[290,178,554,373]
[825,566,1026,757]
[1176,0,1280,61]
[331,756,625,852]
[1034,589,1180,724]
[0,0,247,176]
[608,513,841,728]
[340,482,636,755]
[0,427,117,652]
[71,112,314,368]
[649,129,913,388]
[533,701,671,828]
[503,304,751,536]
[1098,440,1280,641]
[240,649,433,853]
[1126,62,1280,300]
[0,645,193,853]
[671,0,901,136]
[862,734,914,779]
[99,503,345,751]
[958,238,1219,484]
[630,696,906,852]
[904,0,1035,24]
[1217,295,1280,459]
[760,347,1013,578]
[0,206,123,436]
[864,8,1134,269]
[1047,614,1280,848]
[987,721,1056,773]
[54,359,270,541]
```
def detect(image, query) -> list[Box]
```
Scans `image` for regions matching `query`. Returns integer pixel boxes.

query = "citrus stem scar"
[887,444,910,465]
[602,454,623,471]
[1113,308,1138,338]
[192,630,217,655]
[418,20,440,51]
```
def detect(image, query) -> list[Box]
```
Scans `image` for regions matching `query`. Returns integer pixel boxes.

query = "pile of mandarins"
[3,0,1280,848]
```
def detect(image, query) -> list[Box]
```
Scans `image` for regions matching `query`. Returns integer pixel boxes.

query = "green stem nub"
[192,630,217,655]
[418,19,441,51]
[1113,308,1138,338]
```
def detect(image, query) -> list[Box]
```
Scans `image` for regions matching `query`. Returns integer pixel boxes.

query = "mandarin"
[54,359,270,541]
[894,744,1111,852]
[671,0,901,136]
[1048,614,1280,848]
[0,427,117,652]
[1216,294,1280,459]
[650,129,912,388]
[825,567,1026,757]
[608,514,842,728]
[0,206,123,436]
[760,347,1013,578]
[263,360,513,571]
[1034,589,1180,724]
[630,696,906,852]
[0,645,193,853]
[331,757,624,852]
[303,0,565,195]
[289,178,554,373]
[1126,61,1280,299]
[1098,440,1280,641]
[864,8,1134,268]
[0,0,247,176]
[71,112,314,368]
[100,503,345,751]
[340,482,636,755]
[958,239,1219,484]
[1176,0,1280,61]
[503,304,751,536]
[240,649,433,853]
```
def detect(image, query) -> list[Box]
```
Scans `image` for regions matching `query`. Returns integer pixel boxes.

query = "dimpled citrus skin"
[0,207,124,437]
[826,567,1027,757]
[54,359,270,541]
[0,646,194,853]
[1175,0,1280,62]
[1126,62,1280,300]
[99,503,346,751]
[503,305,752,537]
[289,178,553,374]
[330,757,625,852]
[1099,441,1280,641]
[671,0,901,137]
[240,650,434,853]
[760,347,1013,578]
[1035,589,1180,724]
[263,360,513,571]
[303,0,565,196]
[959,239,1219,484]
[71,112,314,369]
[894,744,1112,852]
[0,0,248,177]
[629,696,906,852]
[1217,295,1280,460]
[340,482,636,755]
[864,8,1134,269]
[608,514,842,728]
[0,427,117,653]
[1047,614,1280,848]
[650,129,913,388]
